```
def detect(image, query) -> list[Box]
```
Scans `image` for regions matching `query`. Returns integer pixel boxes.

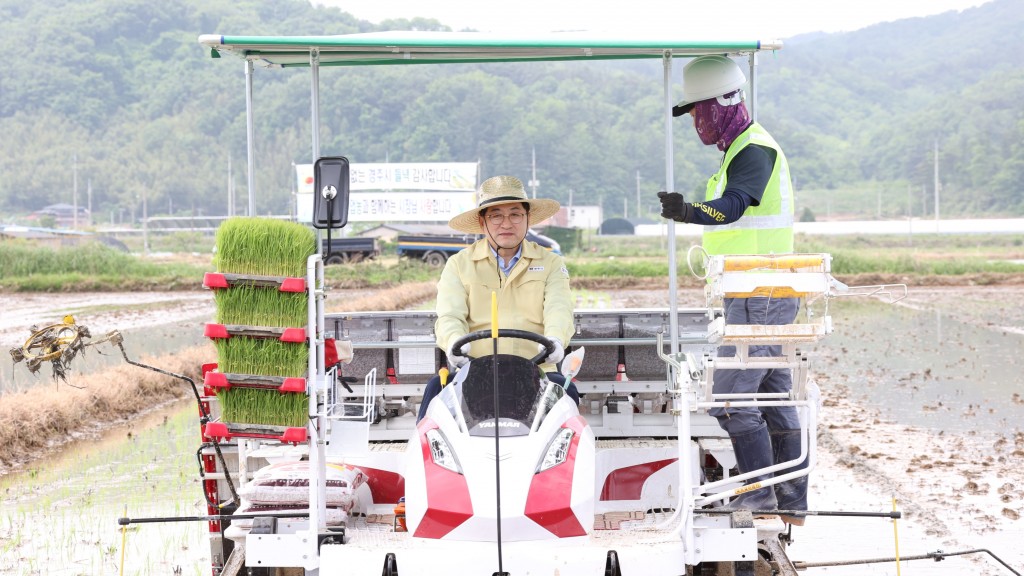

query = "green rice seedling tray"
[214,217,316,279]
[204,371,307,394]
[203,272,307,293]
[214,383,309,428]
[203,421,307,445]
[205,323,306,343]
[213,338,309,379]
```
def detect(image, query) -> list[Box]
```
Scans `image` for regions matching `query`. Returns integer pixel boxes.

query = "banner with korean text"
[296,162,477,222]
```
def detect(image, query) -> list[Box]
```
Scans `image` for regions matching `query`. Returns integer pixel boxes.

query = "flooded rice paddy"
[0,401,208,575]
[0,292,212,395]
[815,298,1024,433]
[0,288,1022,574]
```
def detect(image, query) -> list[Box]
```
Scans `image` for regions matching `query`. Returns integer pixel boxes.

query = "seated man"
[417,175,578,422]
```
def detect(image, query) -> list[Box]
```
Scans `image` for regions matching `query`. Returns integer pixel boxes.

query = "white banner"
[296,162,478,223]
[296,191,477,223]
[348,191,476,221]
[296,162,477,194]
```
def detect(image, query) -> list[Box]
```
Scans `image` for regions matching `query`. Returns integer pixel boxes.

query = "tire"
[424,251,447,267]
[325,254,347,265]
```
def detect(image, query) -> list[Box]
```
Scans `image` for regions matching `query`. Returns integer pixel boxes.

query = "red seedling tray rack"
[204,371,307,394]
[203,272,306,293]
[203,422,308,445]
[204,323,307,343]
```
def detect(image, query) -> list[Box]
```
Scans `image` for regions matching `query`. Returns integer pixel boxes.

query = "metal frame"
[198,29,788,574]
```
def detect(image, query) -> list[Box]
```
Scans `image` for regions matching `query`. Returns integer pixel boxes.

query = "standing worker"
[658,55,807,524]
[417,175,578,422]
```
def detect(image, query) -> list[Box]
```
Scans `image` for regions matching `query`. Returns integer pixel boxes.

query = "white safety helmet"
[672,55,746,117]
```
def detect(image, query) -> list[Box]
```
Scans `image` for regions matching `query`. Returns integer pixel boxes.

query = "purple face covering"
[693,94,751,152]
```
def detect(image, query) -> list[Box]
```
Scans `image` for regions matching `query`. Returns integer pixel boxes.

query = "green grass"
[0,241,206,291]
[567,258,671,278]
[2,231,1022,293]
[323,257,437,286]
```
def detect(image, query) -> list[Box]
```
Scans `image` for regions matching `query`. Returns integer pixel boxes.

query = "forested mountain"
[0,0,1021,225]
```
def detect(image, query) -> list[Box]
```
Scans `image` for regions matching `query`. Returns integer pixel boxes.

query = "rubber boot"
[772,429,809,525]
[721,426,778,513]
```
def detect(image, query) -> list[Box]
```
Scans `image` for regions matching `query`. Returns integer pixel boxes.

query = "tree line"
[0,0,1020,226]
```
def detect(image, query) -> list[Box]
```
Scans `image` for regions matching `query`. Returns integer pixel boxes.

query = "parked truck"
[322,236,379,265]
[396,229,560,267]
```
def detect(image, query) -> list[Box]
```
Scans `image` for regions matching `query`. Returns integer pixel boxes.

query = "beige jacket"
[434,239,574,372]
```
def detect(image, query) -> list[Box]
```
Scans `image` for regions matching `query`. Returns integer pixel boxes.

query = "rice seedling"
[214,217,316,278]
[210,217,317,425]
[0,406,208,574]
[213,338,308,377]
[214,387,309,427]
[214,286,308,327]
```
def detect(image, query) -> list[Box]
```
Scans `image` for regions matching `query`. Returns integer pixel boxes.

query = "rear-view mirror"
[312,156,350,229]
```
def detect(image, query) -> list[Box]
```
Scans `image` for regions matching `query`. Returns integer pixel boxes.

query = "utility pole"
[290,160,297,221]
[636,171,642,219]
[933,140,940,222]
[73,153,78,229]
[87,179,92,226]
[143,186,149,256]
[528,147,539,199]
[906,183,913,245]
[228,153,234,217]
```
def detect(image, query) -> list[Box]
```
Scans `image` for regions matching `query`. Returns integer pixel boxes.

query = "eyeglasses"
[484,211,527,226]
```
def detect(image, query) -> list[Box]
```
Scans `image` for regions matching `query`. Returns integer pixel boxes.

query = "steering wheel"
[450,329,556,365]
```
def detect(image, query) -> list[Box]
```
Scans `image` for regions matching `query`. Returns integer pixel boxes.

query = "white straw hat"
[448,175,560,234]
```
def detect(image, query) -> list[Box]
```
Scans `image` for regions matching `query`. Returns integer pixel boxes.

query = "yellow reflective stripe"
[724,287,812,298]
[723,254,826,271]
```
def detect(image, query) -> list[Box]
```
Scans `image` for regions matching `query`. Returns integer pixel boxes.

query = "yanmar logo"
[477,421,521,429]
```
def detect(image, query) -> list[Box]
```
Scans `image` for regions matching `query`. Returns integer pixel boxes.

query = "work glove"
[537,338,564,365]
[658,191,694,223]
[446,338,471,368]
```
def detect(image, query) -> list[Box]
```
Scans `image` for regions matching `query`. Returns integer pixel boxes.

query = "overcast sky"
[313,0,992,39]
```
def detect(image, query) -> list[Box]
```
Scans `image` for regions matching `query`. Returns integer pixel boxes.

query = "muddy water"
[0,294,213,395]
[812,298,1024,433]
[789,296,1024,576]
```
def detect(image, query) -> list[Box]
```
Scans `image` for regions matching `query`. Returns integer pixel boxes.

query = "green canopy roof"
[197,31,782,68]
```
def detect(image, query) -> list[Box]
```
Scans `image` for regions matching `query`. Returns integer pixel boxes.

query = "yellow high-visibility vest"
[703,123,794,256]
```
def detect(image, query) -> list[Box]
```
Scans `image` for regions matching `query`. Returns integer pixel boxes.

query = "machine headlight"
[536,428,575,473]
[426,428,462,474]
